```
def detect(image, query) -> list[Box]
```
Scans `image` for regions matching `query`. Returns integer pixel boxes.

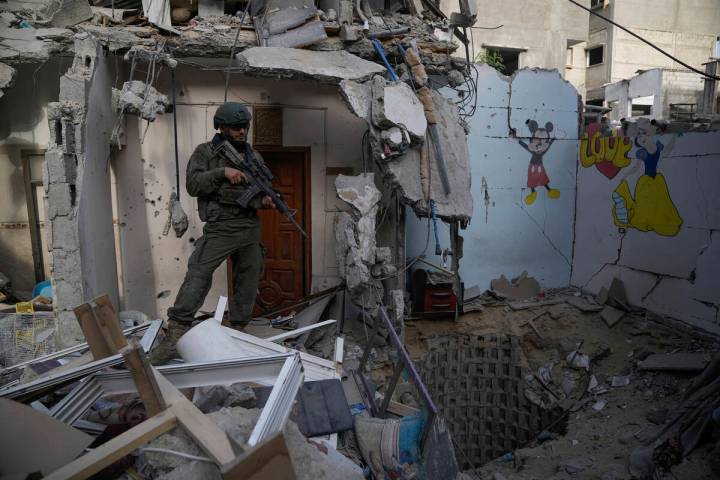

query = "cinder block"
[47,182,73,218]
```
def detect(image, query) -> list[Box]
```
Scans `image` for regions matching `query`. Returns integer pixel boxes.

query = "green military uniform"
[167,134,266,329]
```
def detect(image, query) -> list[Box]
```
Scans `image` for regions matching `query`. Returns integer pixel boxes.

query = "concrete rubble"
[114,80,170,121]
[334,173,388,315]
[236,47,386,85]
[0,61,16,99]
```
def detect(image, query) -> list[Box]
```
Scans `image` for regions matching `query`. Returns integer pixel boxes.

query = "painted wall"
[113,67,367,318]
[572,121,720,335]
[407,65,580,290]
[0,60,62,295]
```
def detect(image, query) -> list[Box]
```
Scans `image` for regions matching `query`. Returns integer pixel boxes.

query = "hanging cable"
[171,68,180,200]
[224,0,253,102]
[566,0,720,81]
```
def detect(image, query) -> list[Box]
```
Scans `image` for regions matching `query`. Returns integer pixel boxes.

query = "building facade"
[585,0,720,111]
[440,0,590,95]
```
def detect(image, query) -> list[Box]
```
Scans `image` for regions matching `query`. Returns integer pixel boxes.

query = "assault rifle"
[213,139,308,238]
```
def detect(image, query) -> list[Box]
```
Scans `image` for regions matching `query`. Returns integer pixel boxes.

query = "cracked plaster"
[572,129,720,334]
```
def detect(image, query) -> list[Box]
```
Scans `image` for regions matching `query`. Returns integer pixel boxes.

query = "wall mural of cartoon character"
[513,119,561,205]
[612,119,683,237]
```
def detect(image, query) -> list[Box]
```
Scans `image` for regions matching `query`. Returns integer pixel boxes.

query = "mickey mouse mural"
[512,119,561,205]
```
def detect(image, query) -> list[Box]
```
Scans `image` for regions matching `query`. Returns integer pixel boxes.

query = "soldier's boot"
[149,320,191,365]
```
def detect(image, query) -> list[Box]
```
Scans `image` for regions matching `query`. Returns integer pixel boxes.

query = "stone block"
[45,150,77,184]
[51,216,79,248]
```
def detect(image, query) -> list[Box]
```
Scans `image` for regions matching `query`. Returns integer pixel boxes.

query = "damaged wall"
[571,122,720,335]
[113,67,368,318]
[407,65,581,290]
[45,35,119,346]
[0,60,63,295]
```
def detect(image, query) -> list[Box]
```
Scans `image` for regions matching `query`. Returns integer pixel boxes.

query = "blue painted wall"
[406,65,581,290]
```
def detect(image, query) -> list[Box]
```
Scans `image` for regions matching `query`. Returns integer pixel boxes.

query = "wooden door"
[254,148,310,314]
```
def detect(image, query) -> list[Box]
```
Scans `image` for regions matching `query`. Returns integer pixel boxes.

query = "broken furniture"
[352,305,438,448]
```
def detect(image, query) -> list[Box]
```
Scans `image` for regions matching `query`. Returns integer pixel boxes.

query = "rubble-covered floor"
[387,293,720,480]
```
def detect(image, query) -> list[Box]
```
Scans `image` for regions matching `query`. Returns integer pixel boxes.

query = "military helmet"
[213,102,252,129]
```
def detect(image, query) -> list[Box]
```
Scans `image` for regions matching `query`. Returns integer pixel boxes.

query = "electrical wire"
[566,0,720,81]
[224,0,253,102]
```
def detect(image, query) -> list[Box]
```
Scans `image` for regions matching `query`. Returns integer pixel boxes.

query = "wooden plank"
[93,295,129,351]
[222,432,296,480]
[120,338,167,416]
[153,369,237,465]
[43,409,177,480]
[387,400,420,417]
[74,303,114,360]
[74,294,127,360]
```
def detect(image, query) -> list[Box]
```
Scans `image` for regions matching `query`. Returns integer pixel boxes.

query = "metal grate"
[421,334,565,469]
[0,312,57,369]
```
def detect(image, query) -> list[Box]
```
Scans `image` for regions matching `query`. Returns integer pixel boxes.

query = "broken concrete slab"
[600,305,625,328]
[335,173,381,265]
[41,0,93,27]
[338,79,371,120]
[115,80,170,121]
[565,295,604,313]
[370,76,426,141]
[284,420,364,479]
[638,353,712,372]
[194,383,256,413]
[0,62,16,99]
[490,271,541,300]
[236,47,386,85]
[266,20,328,48]
[384,89,472,221]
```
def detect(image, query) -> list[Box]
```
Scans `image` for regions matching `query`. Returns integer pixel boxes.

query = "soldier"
[151,102,274,363]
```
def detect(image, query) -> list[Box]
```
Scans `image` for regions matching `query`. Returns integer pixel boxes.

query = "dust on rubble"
[402,301,719,480]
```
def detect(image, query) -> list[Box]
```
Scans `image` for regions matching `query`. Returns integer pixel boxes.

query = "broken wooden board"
[600,305,625,328]
[45,348,236,478]
[565,295,604,313]
[222,432,296,480]
[0,398,94,478]
[121,338,167,416]
[74,294,128,360]
[638,353,712,372]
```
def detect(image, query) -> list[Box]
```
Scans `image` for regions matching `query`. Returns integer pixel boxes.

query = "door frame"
[21,148,47,283]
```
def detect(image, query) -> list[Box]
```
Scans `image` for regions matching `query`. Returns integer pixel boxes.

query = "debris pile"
[401,278,720,479]
[0,288,454,478]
